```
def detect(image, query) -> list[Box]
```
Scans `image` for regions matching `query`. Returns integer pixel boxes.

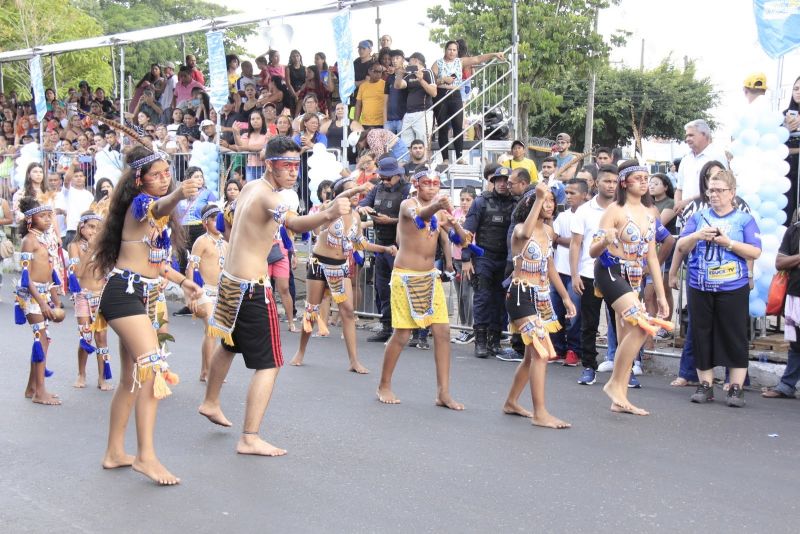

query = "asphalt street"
[0,290,798,533]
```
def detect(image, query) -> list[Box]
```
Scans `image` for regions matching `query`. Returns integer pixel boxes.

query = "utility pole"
[511,0,519,140]
[583,6,599,161]
[640,38,645,71]
[375,6,381,49]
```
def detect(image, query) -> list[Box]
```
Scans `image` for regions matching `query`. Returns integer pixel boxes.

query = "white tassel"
[125,276,135,294]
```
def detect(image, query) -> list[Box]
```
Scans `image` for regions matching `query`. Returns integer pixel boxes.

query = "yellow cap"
[743,72,767,90]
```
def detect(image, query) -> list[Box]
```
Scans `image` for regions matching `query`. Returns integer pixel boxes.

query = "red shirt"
[191,68,205,86]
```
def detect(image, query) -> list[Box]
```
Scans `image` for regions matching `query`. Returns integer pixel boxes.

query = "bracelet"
[179,278,187,288]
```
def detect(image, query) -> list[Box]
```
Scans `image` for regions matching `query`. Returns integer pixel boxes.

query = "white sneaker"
[597,360,615,373]
[633,362,643,376]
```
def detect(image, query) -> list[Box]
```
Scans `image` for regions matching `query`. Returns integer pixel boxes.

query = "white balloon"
[312,143,328,155]
[758,133,780,151]
[739,128,760,146]
[776,126,791,144]
[774,144,790,159]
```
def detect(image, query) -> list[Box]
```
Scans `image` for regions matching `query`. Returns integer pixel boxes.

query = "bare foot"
[24,387,34,399]
[198,404,233,427]
[503,401,533,418]
[97,381,114,391]
[289,355,304,366]
[377,387,401,404]
[288,321,299,333]
[610,402,650,416]
[532,412,571,429]
[199,373,207,382]
[603,382,633,411]
[73,375,87,388]
[349,362,369,374]
[435,393,465,411]
[102,452,135,469]
[32,392,61,405]
[132,457,180,485]
[237,435,287,456]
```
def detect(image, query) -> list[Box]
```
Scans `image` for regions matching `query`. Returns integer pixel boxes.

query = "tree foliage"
[74,0,255,84]
[427,0,622,138]
[0,0,113,98]
[534,58,718,148]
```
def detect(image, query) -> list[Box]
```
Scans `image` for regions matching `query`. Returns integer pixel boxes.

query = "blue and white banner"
[29,55,47,123]
[332,9,355,103]
[753,0,800,58]
[206,31,229,113]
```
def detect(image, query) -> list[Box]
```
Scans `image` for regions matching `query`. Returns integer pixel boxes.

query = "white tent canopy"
[0,0,400,64]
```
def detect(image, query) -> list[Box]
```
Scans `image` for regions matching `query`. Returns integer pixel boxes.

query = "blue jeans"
[384,120,402,135]
[775,341,800,396]
[551,273,582,356]
[678,317,700,381]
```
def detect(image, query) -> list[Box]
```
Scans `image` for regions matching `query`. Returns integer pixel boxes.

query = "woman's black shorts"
[593,260,634,306]
[98,273,151,322]
[505,283,537,321]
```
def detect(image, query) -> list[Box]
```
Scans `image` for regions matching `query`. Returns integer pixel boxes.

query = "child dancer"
[68,210,113,391]
[186,204,227,381]
[15,197,65,405]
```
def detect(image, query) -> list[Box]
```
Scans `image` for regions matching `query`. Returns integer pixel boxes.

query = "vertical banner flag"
[753,0,800,58]
[29,55,47,123]
[206,31,229,113]
[332,9,355,103]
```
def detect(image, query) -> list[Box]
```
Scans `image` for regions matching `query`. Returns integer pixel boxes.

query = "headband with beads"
[79,213,103,224]
[412,169,439,181]
[203,207,221,221]
[617,165,649,182]
[23,205,53,218]
[266,156,302,162]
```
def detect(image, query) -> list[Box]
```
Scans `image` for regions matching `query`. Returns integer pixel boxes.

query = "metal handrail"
[391,46,513,161]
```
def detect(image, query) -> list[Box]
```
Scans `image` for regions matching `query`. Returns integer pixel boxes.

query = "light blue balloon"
[772,210,787,225]
[749,299,766,318]
[775,194,788,209]
[758,112,780,133]
[746,195,761,210]
[759,216,777,233]
[776,126,790,143]
[739,128,760,146]
[757,133,780,151]
[756,275,772,294]
[759,200,779,217]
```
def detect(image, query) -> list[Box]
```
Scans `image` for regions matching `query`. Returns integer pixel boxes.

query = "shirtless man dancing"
[199,136,349,456]
[376,168,471,410]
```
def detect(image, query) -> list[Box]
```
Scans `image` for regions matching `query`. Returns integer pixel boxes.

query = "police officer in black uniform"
[358,156,411,342]
[462,165,517,358]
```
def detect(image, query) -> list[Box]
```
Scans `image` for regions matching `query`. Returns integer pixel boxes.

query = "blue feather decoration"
[279,226,294,250]
[193,269,205,287]
[44,367,54,378]
[430,215,438,231]
[414,216,425,230]
[20,267,30,288]
[31,338,45,363]
[353,251,364,265]
[467,243,485,257]
[300,231,311,242]
[68,272,81,293]
[131,193,154,221]
[15,302,26,325]
[448,229,462,245]
[52,269,61,286]
[103,359,113,380]
[215,212,226,233]
[79,337,96,354]
[170,257,180,272]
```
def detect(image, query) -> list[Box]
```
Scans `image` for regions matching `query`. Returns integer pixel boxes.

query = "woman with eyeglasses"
[676,170,761,407]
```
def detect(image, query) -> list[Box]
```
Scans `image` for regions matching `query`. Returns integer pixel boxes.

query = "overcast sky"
[216,0,800,136]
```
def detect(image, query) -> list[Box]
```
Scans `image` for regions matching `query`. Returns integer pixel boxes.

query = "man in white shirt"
[550,177,589,366]
[674,119,728,209]
[47,173,68,246]
[569,165,618,385]
[62,166,95,244]
[159,61,178,123]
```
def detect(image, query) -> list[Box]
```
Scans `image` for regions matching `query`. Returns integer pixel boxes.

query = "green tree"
[74,0,254,83]
[535,58,718,149]
[0,0,113,98]
[428,0,623,139]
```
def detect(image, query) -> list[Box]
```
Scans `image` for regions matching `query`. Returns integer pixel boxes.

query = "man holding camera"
[395,53,437,149]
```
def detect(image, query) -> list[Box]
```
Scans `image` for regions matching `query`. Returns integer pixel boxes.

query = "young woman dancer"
[93,146,202,485]
[503,181,575,428]
[290,178,396,372]
[68,210,113,391]
[590,160,672,416]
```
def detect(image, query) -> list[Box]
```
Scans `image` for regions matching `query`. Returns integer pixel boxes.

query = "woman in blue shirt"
[677,170,761,407]
[177,166,218,274]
